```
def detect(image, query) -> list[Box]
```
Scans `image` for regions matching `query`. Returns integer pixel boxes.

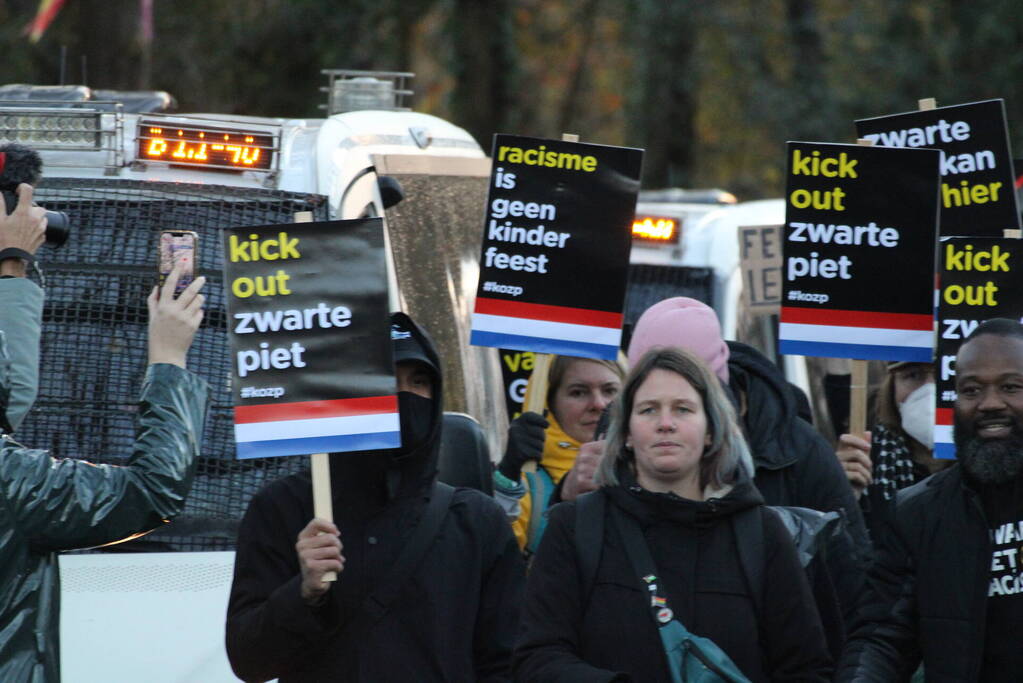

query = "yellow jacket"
[512,412,580,551]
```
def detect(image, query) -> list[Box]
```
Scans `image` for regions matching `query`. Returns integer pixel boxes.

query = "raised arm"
[2,268,208,550]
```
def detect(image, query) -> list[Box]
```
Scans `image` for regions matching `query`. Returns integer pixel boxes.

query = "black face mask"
[398,391,434,454]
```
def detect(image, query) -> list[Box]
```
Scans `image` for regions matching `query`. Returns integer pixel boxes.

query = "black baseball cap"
[391,318,438,377]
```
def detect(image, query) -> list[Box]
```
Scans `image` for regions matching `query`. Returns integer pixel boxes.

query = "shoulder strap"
[573,489,606,602]
[610,506,661,597]
[525,467,555,554]
[732,505,765,619]
[352,482,456,627]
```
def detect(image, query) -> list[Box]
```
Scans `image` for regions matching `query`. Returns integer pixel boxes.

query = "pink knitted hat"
[627,297,730,384]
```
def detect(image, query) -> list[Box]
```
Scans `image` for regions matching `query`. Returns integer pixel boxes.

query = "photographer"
[0,183,46,431]
[0,186,211,681]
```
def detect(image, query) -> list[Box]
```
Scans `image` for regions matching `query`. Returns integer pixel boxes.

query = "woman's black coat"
[514,476,833,682]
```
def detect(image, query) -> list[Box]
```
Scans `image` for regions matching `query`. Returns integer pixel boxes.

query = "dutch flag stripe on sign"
[233,396,400,459]
[471,298,622,360]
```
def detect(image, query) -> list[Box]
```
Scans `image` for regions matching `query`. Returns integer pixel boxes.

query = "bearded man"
[837,318,1023,682]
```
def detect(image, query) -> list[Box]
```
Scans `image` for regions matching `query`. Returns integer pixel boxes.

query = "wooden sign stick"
[520,133,579,474]
[293,209,337,583]
[849,359,869,436]
[842,139,879,438]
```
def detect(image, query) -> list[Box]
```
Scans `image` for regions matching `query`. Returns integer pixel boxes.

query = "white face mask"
[898,382,935,450]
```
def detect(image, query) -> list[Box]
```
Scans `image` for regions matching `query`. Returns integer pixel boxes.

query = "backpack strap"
[343,482,456,630]
[524,467,555,555]
[732,505,765,620]
[573,489,606,603]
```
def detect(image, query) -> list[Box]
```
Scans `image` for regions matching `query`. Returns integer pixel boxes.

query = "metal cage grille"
[17,177,329,552]
[624,264,715,329]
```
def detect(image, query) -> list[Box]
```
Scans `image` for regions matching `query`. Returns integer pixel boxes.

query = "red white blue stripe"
[471,297,623,360]
[233,396,400,459]
[934,407,955,459]
[778,307,934,361]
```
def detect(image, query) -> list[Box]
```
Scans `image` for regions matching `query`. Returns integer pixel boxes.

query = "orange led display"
[138,121,273,170]
[631,216,679,243]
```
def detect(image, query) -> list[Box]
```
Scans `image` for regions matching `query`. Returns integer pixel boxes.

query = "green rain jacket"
[0,278,209,681]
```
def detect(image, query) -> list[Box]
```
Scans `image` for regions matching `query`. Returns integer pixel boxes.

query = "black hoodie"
[515,464,832,682]
[226,313,525,682]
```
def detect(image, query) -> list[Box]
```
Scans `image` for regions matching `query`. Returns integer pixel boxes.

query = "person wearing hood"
[835,361,952,542]
[622,297,869,631]
[0,181,209,683]
[226,313,525,682]
[492,354,625,555]
[515,347,832,682]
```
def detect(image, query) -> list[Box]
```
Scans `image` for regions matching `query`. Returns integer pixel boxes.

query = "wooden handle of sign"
[849,360,869,437]
[520,353,555,473]
[295,210,336,582]
[561,133,579,143]
[1004,229,1021,239]
[918,98,937,111]
[310,452,336,583]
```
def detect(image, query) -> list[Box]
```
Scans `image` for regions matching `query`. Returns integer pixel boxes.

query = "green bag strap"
[611,507,751,683]
[525,466,555,554]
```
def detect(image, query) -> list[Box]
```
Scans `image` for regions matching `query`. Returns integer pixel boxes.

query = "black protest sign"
[498,349,537,420]
[856,99,1020,236]
[470,134,643,360]
[934,237,1023,458]
[778,142,940,361]
[222,218,399,459]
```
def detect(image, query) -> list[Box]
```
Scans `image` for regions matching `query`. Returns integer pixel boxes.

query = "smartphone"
[158,230,199,295]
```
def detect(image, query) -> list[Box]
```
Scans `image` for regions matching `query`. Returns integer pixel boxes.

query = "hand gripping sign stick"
[292,209,338,583]
[519,134,580,475]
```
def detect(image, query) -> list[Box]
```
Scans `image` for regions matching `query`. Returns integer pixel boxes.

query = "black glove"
[498,411,549,481]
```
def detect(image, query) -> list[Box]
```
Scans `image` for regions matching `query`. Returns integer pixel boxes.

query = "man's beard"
[954,413,1023,485]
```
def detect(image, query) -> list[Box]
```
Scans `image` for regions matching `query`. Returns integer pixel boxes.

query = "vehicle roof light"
[320,70,414,115]
[632,215,679,243]
[0,109,102,149]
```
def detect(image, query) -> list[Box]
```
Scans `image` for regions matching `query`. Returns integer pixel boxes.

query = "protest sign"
[470,134,643,360]
[738,224,783,314]
[498,349,536,420]
[856,99,1020,236]
[934,236,1023,459]
[779,142,940,361]
[222,218,399,459]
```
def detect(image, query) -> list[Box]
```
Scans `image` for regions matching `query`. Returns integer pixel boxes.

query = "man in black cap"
[226,312,525,682]
[838,318,1023,681]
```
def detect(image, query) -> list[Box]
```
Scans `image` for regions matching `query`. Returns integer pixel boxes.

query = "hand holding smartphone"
[158,230,199,296]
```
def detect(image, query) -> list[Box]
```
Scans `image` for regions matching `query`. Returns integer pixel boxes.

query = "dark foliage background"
[1,0,1022,197]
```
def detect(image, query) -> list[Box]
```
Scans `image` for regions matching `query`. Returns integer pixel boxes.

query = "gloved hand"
[498,411,549,481]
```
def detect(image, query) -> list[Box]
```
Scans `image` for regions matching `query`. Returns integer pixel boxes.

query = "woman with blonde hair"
[515,347,831,681]
[493,354,625,554]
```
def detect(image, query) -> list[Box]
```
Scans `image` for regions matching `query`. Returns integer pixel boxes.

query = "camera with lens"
[0,143,71,248]
[1,190,70,247]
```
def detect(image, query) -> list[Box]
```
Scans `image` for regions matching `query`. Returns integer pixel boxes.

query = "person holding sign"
[839,319,1023,681]
[0,252,209,683]
[515,348,832,681]
[226,313,525,682]
[834,361,952,542]
[492,354,625,555]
